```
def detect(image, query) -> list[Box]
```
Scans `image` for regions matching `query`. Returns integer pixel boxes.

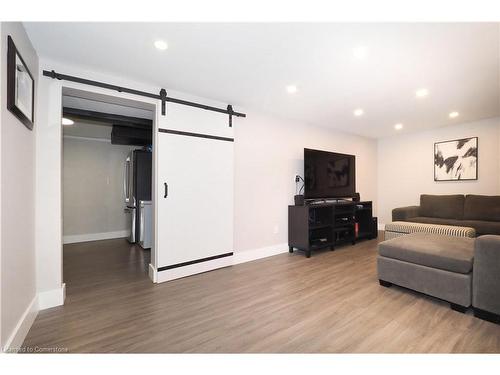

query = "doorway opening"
[61,87,156,290]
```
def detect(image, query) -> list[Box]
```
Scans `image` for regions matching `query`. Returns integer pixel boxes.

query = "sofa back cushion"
[464,195,500,221]
[420,194,465,219]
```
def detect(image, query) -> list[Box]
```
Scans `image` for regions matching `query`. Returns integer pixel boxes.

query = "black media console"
[288,201,376,258]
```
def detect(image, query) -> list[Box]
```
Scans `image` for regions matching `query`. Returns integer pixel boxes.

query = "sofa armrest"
[473,235,500,315]
[392,206,420,222]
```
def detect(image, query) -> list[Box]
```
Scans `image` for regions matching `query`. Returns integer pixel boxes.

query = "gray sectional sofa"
[378,232,500,324]
[379,193,500,324]
[392,194,500,235]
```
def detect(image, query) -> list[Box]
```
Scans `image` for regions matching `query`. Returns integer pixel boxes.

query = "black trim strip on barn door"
[42,70,246,124]
[157,252,234,271]
[158,128,234,142]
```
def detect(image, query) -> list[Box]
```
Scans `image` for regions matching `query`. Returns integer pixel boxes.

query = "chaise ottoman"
[377,232,475,311]
[384,221,476,240]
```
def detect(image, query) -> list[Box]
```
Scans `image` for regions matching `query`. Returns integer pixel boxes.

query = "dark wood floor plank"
[22,234,500,353]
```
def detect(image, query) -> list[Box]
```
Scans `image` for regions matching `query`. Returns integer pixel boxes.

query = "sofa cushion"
[461,220,500,236]
[420,194,465,220]
[379,233,474,274]
[464,195,500,221]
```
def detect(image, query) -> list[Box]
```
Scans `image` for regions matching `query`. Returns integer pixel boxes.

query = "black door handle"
[164,182,168,198]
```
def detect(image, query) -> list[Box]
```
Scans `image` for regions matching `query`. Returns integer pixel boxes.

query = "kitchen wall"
[0,22,38,351]
[234,111,378,253]
[62,135,137,243]
[377,117,500,225]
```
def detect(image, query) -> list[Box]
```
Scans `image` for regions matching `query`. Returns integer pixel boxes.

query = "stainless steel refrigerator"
[139,200,152,249]
[124,150,152,243]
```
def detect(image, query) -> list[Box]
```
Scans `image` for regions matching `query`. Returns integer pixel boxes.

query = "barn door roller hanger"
[43,70,246,127]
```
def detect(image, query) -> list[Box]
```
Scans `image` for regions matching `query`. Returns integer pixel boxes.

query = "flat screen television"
[304,148,356,199]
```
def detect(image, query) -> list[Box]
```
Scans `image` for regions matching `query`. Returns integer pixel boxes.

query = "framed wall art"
[434,137,478,181]
[7,35,35,130]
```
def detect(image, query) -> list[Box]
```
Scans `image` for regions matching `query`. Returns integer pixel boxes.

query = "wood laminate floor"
[22,234,500,353]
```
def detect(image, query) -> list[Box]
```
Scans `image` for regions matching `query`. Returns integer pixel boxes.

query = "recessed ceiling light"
[353,108,364,117]
[286,85,298,94]
[394,123,403,130]
[415,88,429,98]
[154,40,168,51]
[449,111,459,119]
[61,118,74,126]
[353,46,369,60]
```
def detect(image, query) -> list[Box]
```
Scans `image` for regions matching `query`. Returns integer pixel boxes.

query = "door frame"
[40,79,162,306]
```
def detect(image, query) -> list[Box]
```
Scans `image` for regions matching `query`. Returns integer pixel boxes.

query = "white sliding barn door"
[155,102,234,281]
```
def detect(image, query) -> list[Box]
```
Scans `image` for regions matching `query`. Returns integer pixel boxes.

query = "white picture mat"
[14,54,33,119]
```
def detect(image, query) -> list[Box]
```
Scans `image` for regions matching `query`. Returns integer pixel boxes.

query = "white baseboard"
[2,295,38,353]
[63,230,129,244]
[232,242,289,265]
[148,263,157,283]
[38,284,66,310]
[154,243,289,283]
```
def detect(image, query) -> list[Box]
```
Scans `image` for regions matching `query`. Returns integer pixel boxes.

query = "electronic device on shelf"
[294,194,305,206]
[308,198,351,205]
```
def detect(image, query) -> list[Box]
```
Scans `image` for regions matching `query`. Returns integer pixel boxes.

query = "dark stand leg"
[474,308,500,324]
[288,246,293,253]
[306,250,311,258]
[450,303,468,313]
[379,280,392,288]
[330,245,335,251]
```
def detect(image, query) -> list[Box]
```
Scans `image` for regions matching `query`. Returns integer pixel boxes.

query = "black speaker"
[371,217,378,238]
[294,194,305,206]
[353,192,360,202]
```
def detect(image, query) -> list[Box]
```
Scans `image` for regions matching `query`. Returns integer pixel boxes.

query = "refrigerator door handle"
[124,158,130,204]
[139,202,145,244]
[164,182,168,198]
[130,207,136,243]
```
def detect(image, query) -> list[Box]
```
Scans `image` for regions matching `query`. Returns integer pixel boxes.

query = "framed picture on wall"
[434,137,478,181]
[6,35,35,130]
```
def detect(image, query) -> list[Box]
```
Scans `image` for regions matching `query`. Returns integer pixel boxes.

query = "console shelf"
[288,201,375,258]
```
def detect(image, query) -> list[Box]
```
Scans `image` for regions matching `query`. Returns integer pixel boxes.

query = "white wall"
[62,136,136,242]
[35,57,380,287]
[234,111,378,253]
[377,117,500,225]
[0,22,38,351]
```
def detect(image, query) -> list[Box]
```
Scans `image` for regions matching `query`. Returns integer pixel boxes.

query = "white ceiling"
[25,22,500,138]
[62,95,154,119]
[63,120,112,140]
